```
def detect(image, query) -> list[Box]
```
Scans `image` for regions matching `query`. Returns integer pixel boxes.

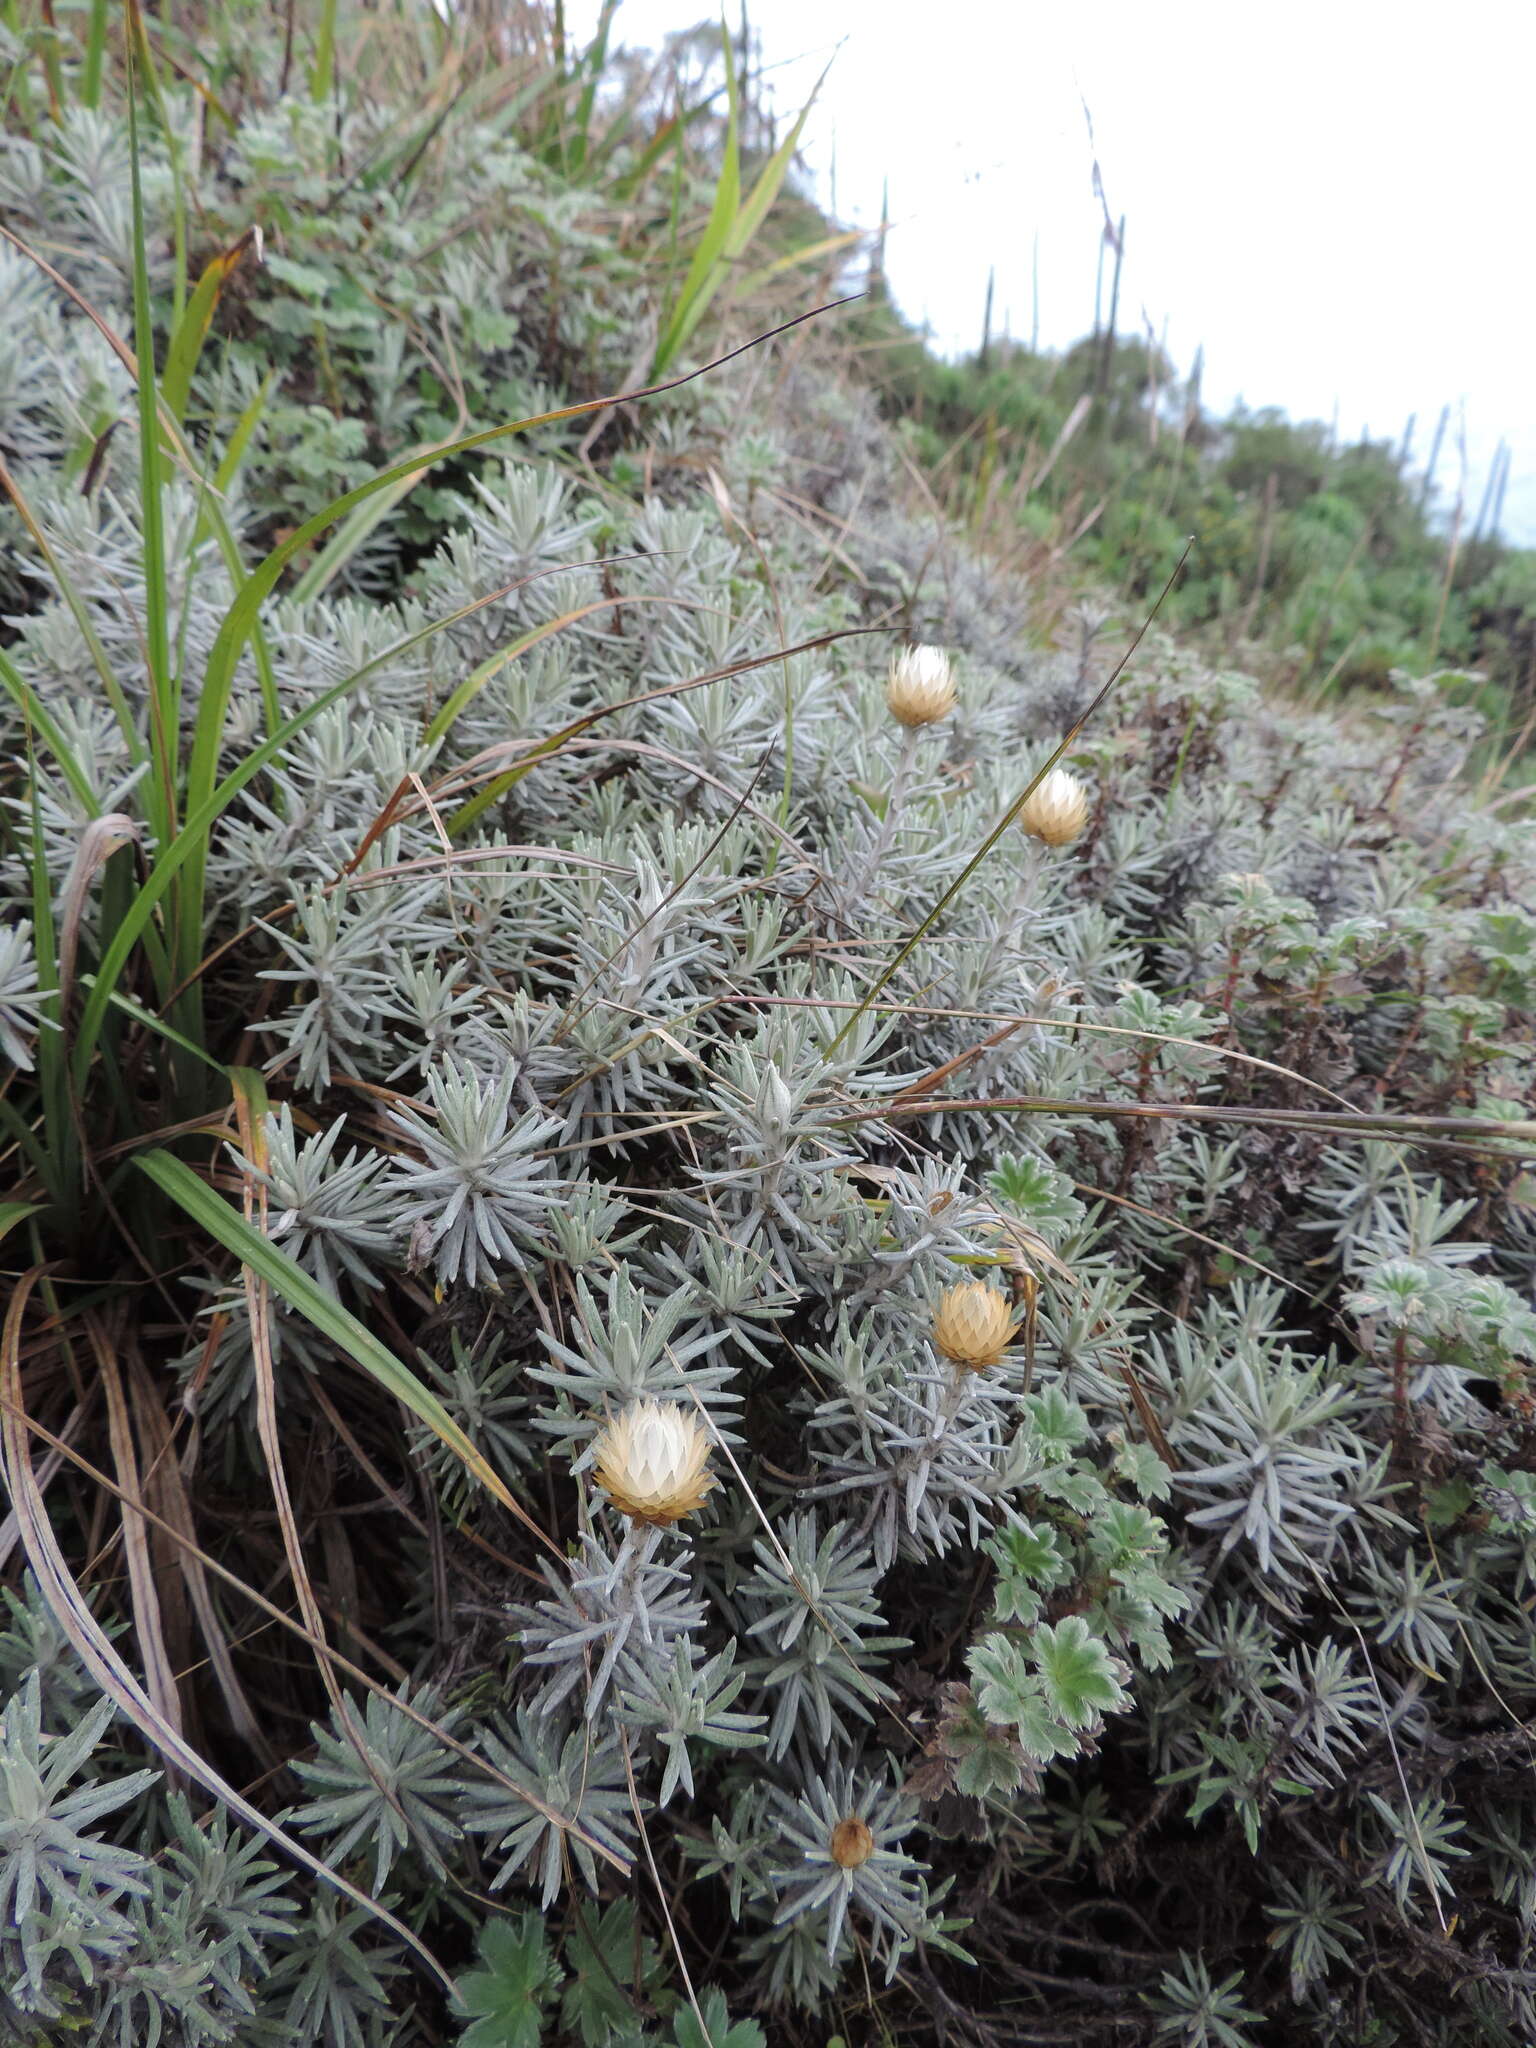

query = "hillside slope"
[2,9,1535,2045]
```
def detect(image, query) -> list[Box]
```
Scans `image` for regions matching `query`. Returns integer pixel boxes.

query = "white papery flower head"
[1016,766,1091,847]
[932,1280,1019,1372]
[885,644,956,728]
[592,1399,715,1525]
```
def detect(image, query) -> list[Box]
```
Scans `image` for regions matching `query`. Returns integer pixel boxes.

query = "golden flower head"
[829,1815,875,1869]
[933,1280,1019,1372]
[885,644,956,728]
[1016,766,1090,847]
[592,1399,714,1526]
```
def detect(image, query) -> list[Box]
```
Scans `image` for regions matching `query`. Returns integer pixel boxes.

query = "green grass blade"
[211,370,273,495]
[89,982,230,1077]
[310,0,338,101]
[136,1148,549,1530]
[125,27,177,842]
[651,41,825,376]
[24,748,72,1201]
[724,66,824,264]
[651,24,741,375]
[71,573,622,1091]
[287,463,432,608]
[0,1203,41,1246]
[567,0,617,173]
[0,455,145,769]
[125,0,187,318]
[182,429,285,749]
[162,233,257,425]
[444,754,552,839]
[81,0,109,105]
[422,594,657,749]
[0,1101,53,1188]
[0,646,105,819]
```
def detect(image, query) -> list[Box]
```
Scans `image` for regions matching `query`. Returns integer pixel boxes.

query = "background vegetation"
[849,297,1536,749]
[1,5,1534,2046]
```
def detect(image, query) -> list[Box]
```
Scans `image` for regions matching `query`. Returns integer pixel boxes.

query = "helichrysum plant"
[1,6,1534,2047]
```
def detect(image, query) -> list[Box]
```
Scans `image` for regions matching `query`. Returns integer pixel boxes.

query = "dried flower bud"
[885,644,956,728]
[1016,767,1090,847]
[829,1815,875,1868]
[592,1399,714,1526]
[933,1280,1018,1372]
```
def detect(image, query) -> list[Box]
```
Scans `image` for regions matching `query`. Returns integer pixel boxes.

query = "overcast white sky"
[572,0,1534,543]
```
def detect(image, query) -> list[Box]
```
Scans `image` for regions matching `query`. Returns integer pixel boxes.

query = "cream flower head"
[592,1399,715,1526]
[1017,767,1090,847]
[829,1815,875,1868]
[933,1280,1019,1372]
[885,644,956,728]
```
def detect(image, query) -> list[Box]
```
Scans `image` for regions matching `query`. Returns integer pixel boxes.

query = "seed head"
[885,644,956,728]
[1016,767,1090,847]
[592,1399,715,1526]
[829,1815,875,1868]
[933,1280,1018,1371]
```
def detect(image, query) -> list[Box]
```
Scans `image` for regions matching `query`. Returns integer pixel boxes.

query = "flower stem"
[856,727,918,906]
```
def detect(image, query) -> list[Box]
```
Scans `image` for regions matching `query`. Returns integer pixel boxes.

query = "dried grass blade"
[618,1727,714,2047]
[845,1094,1536,1160]
[126,1348,272,1764]
[439,622,889,839]
[0,1398,82,1569]
[2,1381,627,1872]
[231,1077,350,1686]
[91,1318,184,1746]
[231,1071,410,1826]
[0,1266,455,1993]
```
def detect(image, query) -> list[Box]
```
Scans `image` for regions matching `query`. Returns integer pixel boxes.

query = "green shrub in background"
[1,6,1535,2045]
[852,311,1536,748]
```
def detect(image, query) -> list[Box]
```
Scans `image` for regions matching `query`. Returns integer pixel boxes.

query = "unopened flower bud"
[885,645,956,728]
[758,1060,794,1131]
[592,1399,714,1526]
[933,1280,1018,1371]
[829,1815,875,1868]
[1016,767,1090,847]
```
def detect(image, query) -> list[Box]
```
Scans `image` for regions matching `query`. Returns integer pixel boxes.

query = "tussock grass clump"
[1,7,1535,2045]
